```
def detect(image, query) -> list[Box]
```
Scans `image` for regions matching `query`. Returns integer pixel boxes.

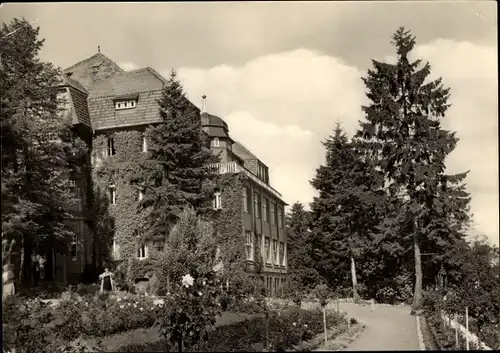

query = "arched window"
[213,138,220,147]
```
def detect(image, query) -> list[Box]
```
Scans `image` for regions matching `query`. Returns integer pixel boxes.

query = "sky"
[2,1,498,245]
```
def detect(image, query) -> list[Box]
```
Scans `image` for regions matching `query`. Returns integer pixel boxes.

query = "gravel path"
[339,303,420,351]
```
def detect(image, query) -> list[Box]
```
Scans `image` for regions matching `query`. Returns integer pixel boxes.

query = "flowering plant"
[159,272,223,351]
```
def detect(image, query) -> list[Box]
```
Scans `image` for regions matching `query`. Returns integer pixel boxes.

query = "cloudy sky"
[2,2,498,245]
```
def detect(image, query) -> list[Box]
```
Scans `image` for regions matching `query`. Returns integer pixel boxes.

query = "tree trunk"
[350,256,359,303]
[21,234,33,288]
[167,274,171,294]
[412,219,423,313]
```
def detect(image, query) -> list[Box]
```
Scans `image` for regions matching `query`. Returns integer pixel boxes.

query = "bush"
[2,292,165,353]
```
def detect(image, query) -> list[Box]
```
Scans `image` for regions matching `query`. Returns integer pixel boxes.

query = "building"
[61,52,288,295]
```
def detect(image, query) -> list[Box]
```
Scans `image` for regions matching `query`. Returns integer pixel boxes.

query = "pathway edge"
[416,314,426,351]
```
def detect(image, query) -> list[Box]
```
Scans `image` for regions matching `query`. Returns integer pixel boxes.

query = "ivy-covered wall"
[213,174,247,273]
[92,128,148,267]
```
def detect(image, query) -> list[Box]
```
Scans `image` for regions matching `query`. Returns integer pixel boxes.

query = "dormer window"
[213,138,220,147]
[115,100,137,110]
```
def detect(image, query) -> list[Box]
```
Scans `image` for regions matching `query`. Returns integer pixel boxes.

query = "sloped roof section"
[88,67,166,99]
[68,87,91,127]
[88,90,164,130]
[232,141,259,160]
[63,53,125,92]
[58,75,91,127]
[62,74,88,94]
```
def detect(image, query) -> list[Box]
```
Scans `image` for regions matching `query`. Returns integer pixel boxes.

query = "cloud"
[117,62,138,71]
[173,41,498,245]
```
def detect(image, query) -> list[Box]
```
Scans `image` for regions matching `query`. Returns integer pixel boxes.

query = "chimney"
[201,95,207,114]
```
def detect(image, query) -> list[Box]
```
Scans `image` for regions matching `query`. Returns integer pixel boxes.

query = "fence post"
[465,307,469,351]
[323,307,328,344]
[454,313,459,349]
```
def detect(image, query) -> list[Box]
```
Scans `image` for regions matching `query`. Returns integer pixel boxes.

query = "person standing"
[39,255,46,281]
[3,264,16,299]
[32,254,40,286]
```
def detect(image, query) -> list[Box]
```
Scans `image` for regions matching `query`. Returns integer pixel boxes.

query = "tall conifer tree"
[135,70,219,243]
[355,27,471,311]
[310,123,384,299]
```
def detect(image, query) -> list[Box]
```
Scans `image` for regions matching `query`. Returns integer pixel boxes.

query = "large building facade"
[61,52,288,295]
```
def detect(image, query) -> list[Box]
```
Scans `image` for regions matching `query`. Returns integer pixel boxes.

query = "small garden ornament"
[99,268,115,293]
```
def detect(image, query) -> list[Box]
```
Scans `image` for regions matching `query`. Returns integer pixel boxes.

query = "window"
[70,233,77,261]
[107,137,116,156]
[263,198,269,222]
[112,236,120,259]
[137,244,148,260]
[279,242,285,266]
[213,191,222,210]
[108,185,116,205]
[142,135,148,152]
[271,202,276,225]
[278,207,283,228]
[274,278,279,296]
[255,234,262,258]
[135,188,144,202]
[254,192,261,219]
[245,231,254,261]
[213,138,220,147]
[273,239,279,265]
[264,237,271,263]
[115,100,137,110]
[243,187,251,213]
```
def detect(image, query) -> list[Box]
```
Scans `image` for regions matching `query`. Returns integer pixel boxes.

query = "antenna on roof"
[201,95,207,114]
[98,45,100,53]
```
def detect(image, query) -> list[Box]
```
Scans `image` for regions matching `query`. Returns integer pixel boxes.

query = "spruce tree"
[134,70,219,243]
[355,27,471,311]
[1,18,88,284]
[285,202,319,291]
[310,123,384,300]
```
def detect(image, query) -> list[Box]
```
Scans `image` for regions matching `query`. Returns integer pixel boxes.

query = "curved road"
[340,302,421,351]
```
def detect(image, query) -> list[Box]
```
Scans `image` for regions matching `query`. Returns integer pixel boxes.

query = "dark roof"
[68,86,91,127]
[201,112,229,130]
[62,75,88,94]
[201,112,232,140]
[88,67,166,99]
[63,52,125,92]
[58,74,91,127]
[88,90,164,130]
[232,141,258,160]
[210,127,230,139]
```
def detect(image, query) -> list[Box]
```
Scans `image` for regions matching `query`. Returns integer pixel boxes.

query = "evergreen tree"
[355,27,471,311]
[285,202,319,291]
[1,18,88,284]
[310,123,385,300]
[134,70,219,243]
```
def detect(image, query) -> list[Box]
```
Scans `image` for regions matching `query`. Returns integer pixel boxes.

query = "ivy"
[91,129,150,279]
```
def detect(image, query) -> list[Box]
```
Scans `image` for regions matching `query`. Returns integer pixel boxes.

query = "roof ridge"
[64,52,124,73]
[144,67,168,84]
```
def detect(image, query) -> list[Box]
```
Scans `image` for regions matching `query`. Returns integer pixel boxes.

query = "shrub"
[2,292,165,353]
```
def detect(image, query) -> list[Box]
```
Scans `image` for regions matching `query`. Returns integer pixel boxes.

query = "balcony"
[208,162,283,201]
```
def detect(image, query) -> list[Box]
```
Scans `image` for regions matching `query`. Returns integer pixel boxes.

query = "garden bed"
[98,307,347,352]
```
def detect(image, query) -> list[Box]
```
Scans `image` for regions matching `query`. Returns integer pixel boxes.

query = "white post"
[465,307,469,351]
[454,313,459,348]
[323,307,328,344]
